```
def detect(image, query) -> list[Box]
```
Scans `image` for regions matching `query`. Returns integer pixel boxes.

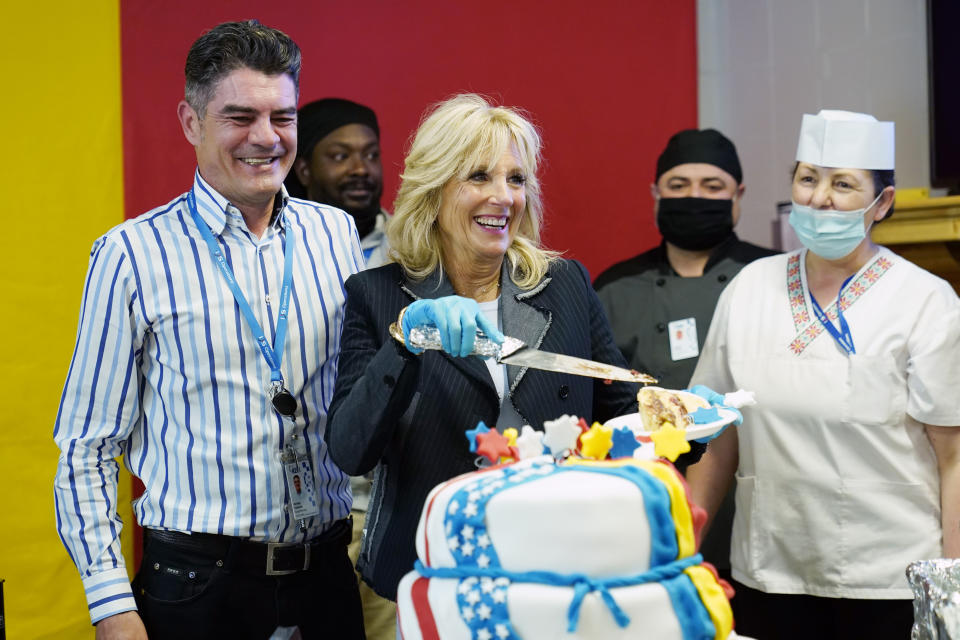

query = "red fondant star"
[475,430,513,464]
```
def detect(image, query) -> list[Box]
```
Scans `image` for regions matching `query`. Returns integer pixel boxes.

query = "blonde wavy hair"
[387,94,559,289]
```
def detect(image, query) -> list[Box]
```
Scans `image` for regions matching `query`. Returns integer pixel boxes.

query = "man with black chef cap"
[286,97,391,268]
[285,98,395,639]
[594,129,776,581]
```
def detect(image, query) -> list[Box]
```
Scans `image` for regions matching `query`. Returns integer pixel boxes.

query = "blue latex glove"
[687,384,743,443]
[401,296,505,357]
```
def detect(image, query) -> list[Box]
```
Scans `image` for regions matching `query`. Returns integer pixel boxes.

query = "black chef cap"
[297,98,380,160]
[655,129,742,184]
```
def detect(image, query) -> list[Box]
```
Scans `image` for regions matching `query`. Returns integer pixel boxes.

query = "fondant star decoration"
[466,421,491,453]
[475,429,512,464]
[579,422,613,460]
[690,406,721,424]
[650,421,691,462]
[609,426,641,459]
[514,425,545,460]
[542,415,582,457]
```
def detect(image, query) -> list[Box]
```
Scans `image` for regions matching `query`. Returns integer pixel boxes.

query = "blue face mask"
[788,192,883,260]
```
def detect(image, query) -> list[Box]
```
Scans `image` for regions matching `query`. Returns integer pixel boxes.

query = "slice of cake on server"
[396,454,734,640]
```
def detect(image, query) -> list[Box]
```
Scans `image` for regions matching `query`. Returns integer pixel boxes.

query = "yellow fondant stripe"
[685,565,734,640]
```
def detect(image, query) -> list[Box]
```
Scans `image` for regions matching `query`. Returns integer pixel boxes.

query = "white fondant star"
[463,502,478,518]
[492,589,507,604]
[724,389,756,408]
[481,484,497,496]
[458,581,474,595]
[448,500,460,515]
[461,541,475,556]
[477,629,492,640]
[495,624,511,639]
[542,415,581,456]
[494,577,510,587]
[469,490,483,502]
[448,536,460,551]
[466,589,481,605]
[446,521,453,536]
[514,425,545,460]
[461,606,475,622]
[461,524,475,540]
[477,533,491,549]
[480,577,495,593]
[477,603,492,620]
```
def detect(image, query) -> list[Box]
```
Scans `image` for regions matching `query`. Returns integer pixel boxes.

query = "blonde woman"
[325,94,650,601]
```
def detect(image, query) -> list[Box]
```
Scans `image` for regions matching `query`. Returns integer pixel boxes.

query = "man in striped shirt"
[54,20,365,639]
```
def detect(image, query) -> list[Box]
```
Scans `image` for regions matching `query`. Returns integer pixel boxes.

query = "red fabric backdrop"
[120,0,697,562]
[120,0,697,277]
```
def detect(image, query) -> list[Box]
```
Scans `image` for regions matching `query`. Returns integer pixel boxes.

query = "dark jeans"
[730,579,914,639]
[133,524,365,640]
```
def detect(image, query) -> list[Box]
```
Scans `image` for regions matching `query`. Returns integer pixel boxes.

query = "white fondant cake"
[397,456,734,640]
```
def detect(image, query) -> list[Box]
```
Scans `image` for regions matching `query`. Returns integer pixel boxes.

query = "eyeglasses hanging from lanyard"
[187,190,298,417]
[809,275,856,355]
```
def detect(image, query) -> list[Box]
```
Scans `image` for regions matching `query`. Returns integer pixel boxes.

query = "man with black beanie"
[594,129,776,581]
[286,98,396,640]
[287,98,391,268]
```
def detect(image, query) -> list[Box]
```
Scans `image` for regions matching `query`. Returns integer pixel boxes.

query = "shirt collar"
[189,169,289,236]
[656,233,741,276]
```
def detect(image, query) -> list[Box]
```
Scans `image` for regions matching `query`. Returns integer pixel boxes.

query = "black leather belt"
[145,517,352,576]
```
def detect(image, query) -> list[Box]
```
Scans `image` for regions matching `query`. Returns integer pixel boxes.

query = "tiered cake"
[396,455,733,639]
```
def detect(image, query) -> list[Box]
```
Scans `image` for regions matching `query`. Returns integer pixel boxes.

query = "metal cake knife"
[388,323,657,385]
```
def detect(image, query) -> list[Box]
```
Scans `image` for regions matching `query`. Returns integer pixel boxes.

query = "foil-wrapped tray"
[908,558,960,639]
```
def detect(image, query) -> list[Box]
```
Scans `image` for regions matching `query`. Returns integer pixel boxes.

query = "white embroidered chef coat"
[692,247,960,599]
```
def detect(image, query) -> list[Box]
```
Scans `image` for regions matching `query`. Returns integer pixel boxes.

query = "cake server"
[388,323,657,385]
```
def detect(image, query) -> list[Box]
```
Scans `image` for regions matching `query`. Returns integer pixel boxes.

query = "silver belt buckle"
[265,542,310,576]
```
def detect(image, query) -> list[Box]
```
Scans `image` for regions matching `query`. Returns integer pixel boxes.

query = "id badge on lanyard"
[282,430,320,521]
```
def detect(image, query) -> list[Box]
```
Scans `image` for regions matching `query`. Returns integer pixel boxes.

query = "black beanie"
[296,98,380,161]
[655,129,742,184]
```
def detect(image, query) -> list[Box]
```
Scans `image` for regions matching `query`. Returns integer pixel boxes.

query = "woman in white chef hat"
[685,110,960,639]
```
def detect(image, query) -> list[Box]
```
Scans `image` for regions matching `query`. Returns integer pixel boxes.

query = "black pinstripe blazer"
[326,258,639,600]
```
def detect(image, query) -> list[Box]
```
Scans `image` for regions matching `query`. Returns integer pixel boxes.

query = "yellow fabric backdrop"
[0,2,133,637]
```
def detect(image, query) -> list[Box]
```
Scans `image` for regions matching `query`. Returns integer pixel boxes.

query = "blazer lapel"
[500,263,551,393]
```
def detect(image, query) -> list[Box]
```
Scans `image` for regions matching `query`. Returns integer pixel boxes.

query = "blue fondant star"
[609,427,641,459]
[690,406,721,425]
[466,421,491,453]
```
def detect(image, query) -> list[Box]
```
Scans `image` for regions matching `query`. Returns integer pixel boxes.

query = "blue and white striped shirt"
[53,172,364,623]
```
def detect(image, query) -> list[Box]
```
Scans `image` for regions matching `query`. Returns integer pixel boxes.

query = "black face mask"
[656,197,735,250]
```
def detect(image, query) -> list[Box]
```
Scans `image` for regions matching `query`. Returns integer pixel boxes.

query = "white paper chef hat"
[795,109,895,170]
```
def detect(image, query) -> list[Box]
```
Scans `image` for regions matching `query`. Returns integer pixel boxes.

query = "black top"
[594,235,777,390]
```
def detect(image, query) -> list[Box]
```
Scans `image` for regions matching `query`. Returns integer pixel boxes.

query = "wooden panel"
[872,195,960,294]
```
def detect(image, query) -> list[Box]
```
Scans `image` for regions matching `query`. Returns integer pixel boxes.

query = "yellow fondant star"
[579,422,614,460]
[499,427,520,463]
[650,421,690,462]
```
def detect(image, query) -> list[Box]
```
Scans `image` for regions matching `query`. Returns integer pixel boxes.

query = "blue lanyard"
[809,275,856,355]
[187,191,295,385]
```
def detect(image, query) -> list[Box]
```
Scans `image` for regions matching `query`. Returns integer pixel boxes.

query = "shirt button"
[718,274,728,283]
[656,278,666,287]
[656,323,666,332]
[558,384,569,400]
